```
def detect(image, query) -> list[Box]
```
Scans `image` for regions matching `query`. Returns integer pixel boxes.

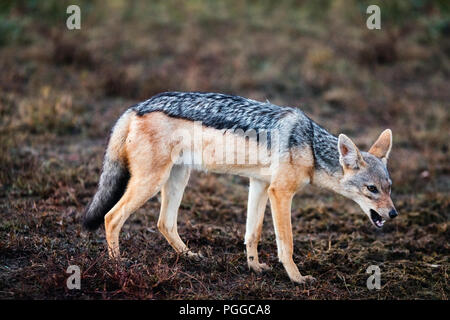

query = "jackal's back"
[131,92,339,171]
[133,92,297,133]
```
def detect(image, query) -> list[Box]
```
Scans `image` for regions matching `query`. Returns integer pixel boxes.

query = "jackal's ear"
[338,134,365,171]
[368,129,392,164]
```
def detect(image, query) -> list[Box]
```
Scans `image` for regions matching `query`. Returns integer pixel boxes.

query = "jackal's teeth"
[375,219,385,227]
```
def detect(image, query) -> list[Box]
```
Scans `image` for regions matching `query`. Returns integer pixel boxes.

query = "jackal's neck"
[310,121,344,188]
[311,122,340,172]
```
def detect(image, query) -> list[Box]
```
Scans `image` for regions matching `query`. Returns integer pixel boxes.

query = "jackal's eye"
[367,185,379,193]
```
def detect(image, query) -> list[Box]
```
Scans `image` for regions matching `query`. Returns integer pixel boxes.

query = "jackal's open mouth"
[370,209,385,228]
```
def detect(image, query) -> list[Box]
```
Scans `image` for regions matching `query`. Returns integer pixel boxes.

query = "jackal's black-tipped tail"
[82,159,130,230]
[83,110,132,231]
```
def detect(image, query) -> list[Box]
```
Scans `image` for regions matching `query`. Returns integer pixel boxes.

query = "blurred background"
[0,0,448,299]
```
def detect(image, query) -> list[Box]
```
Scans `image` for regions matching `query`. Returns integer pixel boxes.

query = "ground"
[0,1,448,299]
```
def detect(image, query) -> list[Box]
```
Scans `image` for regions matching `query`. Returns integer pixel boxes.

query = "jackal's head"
[337,129,397,228]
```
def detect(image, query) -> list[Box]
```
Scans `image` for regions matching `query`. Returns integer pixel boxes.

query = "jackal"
[83,92,397,284]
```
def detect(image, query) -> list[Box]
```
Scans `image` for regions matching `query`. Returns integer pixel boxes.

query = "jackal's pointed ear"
[338,134,365,171]
[368,129,392,164]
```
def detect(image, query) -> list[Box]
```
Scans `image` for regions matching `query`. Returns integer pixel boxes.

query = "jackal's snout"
[389,208,398,219]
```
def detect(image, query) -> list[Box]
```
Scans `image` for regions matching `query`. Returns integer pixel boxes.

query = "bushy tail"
[83,110,133,231]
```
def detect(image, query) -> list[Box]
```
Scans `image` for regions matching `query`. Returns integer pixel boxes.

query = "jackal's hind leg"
[245,178,270,273]
[157,165,202,260]
[104,172,170,259]
[104,139,174,259]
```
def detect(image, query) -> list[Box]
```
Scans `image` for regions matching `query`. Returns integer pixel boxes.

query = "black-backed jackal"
[84,92,397,284]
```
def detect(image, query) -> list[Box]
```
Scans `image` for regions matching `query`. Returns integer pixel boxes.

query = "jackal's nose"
[389,209,398,219]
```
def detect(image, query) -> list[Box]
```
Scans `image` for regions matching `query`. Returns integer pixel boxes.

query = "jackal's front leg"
[245,178,270,273]
[268,187,315,284]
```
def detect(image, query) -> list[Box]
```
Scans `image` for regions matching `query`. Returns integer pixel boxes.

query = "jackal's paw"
[107,248,120,260]
[248,261,271,273]
[292,274,316,284]
[184,250,205,261]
